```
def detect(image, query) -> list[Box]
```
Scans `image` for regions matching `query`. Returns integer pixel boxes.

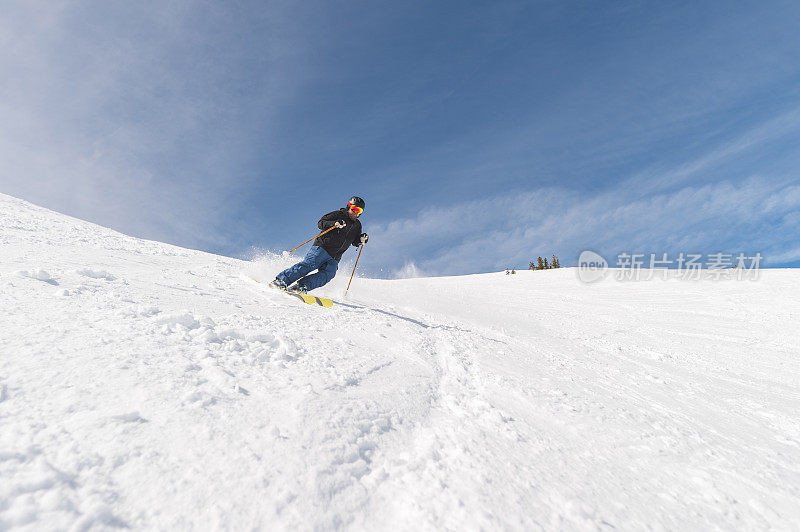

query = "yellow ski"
[284,290,333,307]
[248,276,333,307]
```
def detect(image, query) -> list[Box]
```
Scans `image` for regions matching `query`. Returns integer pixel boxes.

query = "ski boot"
[269,278,288,290]
[289,283,309,294]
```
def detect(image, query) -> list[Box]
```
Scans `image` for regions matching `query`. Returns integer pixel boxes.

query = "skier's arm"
[318,211,342,230]
[352,231,368,247]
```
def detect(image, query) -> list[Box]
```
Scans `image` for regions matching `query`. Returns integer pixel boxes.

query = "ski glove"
[334,220,346,229]
[360,233,369,244]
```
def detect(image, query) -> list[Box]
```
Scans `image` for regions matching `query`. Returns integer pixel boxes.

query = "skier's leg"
[295,256,338,291]
[276,247,325,286]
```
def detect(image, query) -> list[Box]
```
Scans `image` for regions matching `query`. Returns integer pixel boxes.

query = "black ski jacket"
[314,208,362,261]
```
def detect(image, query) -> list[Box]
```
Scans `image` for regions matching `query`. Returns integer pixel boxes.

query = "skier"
[270,196,369,293]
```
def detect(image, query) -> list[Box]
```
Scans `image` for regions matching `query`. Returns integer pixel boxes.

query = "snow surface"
[1,191,799,530]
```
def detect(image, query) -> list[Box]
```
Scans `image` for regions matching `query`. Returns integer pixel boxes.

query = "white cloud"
[0,0,307,252]
[366,104,800,276]
[367,174,800,275]
[626,106,800,196]
[768,246,800,264]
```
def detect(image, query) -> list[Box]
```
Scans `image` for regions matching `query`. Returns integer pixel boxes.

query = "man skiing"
[270,196,369,293]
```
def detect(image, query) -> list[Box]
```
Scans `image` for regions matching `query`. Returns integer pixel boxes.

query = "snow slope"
[1,192,799,530]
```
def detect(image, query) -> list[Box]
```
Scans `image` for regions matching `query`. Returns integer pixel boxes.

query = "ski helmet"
[347,196,365,211]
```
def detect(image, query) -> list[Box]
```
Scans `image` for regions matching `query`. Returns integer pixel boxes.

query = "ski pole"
[288,225,337,253]
[345,243,365,296]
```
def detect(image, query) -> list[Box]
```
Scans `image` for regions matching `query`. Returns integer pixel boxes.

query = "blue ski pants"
[276,246,338,291]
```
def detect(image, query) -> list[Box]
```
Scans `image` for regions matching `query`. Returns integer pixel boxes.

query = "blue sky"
[2,1,799,276]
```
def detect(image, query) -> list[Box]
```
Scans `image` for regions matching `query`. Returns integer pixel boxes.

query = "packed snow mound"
[1,192,799,530]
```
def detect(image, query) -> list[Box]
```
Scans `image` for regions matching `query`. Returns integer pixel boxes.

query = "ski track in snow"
[1,192,800,530]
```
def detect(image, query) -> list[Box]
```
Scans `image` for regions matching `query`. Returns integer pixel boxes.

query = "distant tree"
[531,254,561,270]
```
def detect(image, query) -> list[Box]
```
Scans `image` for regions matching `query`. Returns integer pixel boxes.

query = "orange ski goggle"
[347,203,363,215]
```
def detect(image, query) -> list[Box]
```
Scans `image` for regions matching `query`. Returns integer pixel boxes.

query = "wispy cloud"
[2,1,799,272]
[368,174,800,276]
[0,0,306,252]
[626,106,800,196]
[364,102,800,276]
